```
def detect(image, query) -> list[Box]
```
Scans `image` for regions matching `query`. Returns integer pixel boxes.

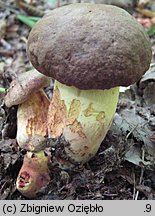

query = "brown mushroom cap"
[27,3,152,90]
[4,69,50,107]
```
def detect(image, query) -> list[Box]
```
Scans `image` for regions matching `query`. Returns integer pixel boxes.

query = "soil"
[0,0,155,200]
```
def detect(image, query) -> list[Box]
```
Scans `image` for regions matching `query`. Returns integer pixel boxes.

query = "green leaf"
[25,16,42,22]
[16,15,41,28]
[0,87,6,92]
[147,24,155,37]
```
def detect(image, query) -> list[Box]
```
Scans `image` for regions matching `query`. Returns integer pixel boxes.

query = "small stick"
[134,148,145,200]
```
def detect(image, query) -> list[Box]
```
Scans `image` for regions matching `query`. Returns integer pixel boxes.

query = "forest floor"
[0,0,155,200]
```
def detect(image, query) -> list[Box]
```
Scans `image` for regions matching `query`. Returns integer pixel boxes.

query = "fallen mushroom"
[27,3,152,164]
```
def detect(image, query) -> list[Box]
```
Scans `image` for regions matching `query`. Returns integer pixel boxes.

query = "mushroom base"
[16,150,50,198]
[48,81,119,164]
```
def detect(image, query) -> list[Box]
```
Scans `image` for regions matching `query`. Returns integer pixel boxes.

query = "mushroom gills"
[48,80,119,163]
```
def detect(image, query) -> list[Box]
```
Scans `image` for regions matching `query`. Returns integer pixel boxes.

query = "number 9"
[146,204,151,212]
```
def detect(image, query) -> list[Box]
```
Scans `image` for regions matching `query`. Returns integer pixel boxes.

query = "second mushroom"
[4,69,51,197]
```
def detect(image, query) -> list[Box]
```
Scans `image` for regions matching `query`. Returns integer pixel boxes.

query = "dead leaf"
[136,7,155,18]
[6,24,19,39]
[140,65,155,83]
[113,106,155,161]
[0,20,7,40]
[125,146,151,167]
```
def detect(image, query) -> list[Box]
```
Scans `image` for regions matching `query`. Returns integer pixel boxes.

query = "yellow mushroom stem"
[47,80,119,163]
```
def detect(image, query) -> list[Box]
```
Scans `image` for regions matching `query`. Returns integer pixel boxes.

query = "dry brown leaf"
[136,7,155,18]
[5,24,19,39]
[0,20,7,40]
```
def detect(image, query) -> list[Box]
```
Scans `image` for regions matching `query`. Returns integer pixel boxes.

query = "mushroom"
[15,89,50,197]
[4,69,51,197]
[27,3,151,164]
[4,68,50,150]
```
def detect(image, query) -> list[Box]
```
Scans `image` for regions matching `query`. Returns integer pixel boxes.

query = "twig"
[16,0,44,17]
[132,169,136,200]
[0,49,15,57]
[126,123,139,139]
[134,148,145,200]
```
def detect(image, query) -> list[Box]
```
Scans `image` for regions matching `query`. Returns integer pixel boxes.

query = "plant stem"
[0,87,6,92]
